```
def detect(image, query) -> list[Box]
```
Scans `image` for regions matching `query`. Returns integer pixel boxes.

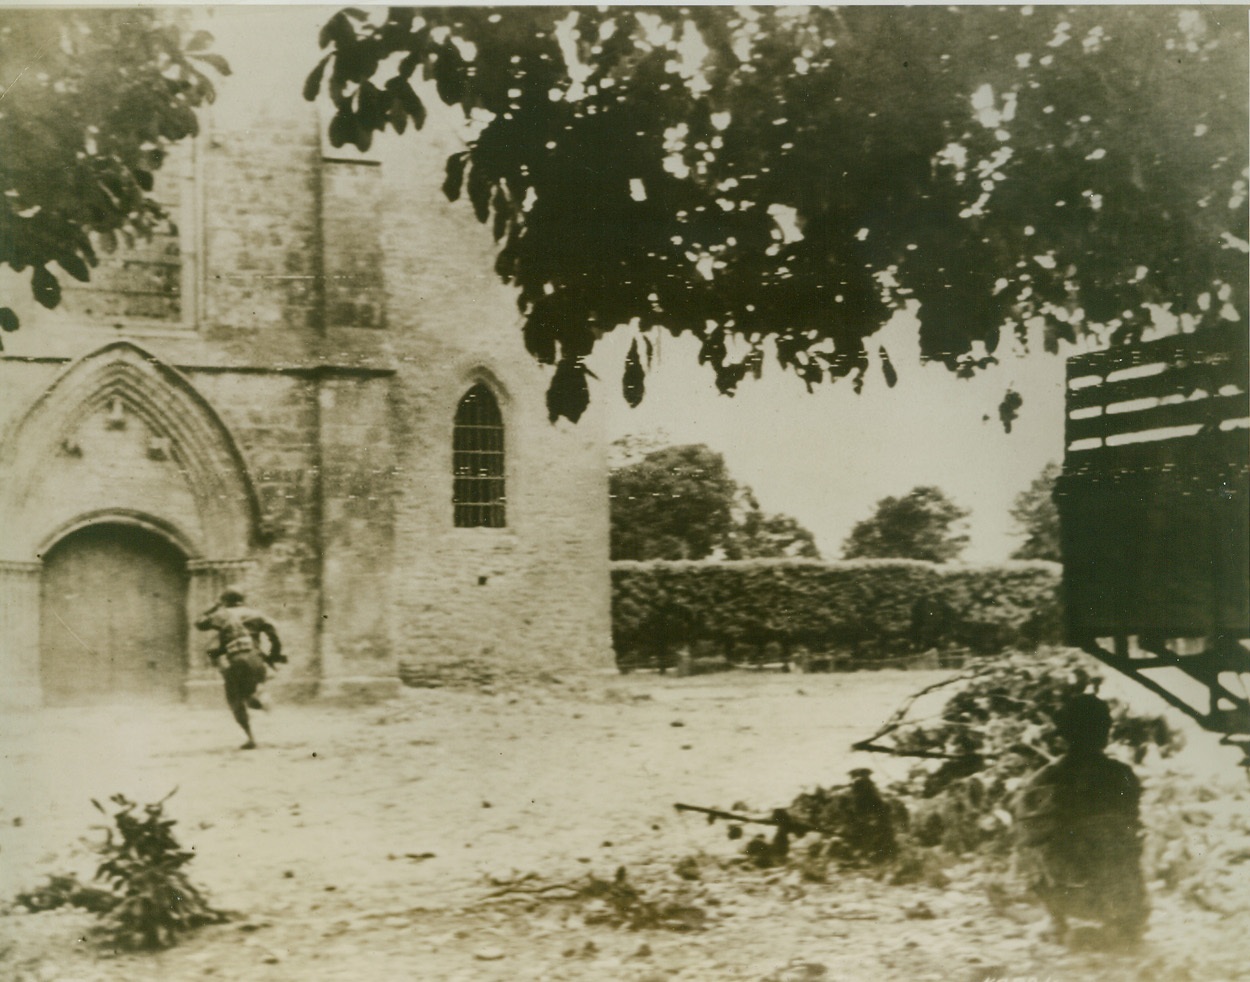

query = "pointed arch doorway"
[40,523,189,705]
[0,342,260,707]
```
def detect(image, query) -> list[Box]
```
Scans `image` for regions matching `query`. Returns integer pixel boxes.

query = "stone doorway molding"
[0,342,260,707]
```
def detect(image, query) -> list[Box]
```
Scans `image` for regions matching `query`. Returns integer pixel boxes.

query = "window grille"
[453,384,506,528]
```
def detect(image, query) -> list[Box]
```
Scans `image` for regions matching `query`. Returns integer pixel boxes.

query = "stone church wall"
[0,15,611,707]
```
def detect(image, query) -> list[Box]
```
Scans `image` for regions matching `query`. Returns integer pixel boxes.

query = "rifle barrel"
[674,803,809,831]
[675,803,766,823]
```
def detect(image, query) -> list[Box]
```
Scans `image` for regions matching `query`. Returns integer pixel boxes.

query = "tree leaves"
[433,39,466,106]
[0,307,18,348]
[327,111,352,149]
[997,389,1024,435]
[843,487,971,563]
[386,76,427,131]
[610,443,821,561]
[189,52,231,77]
[443,152,468,203]
[307,6,1248,423]
[622,338,646,408]
[31,267,61,310]
[318,11,355,51]
[466,161,492,224]
[304,55,331,102]
[610,444,741,561]
[57,254,91,283]
[1009,462,1062,562]
[0,10,226,334]
[547,357,590,423]
[879,346,898,389]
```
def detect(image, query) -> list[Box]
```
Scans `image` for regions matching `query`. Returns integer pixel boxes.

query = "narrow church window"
[453,384,506,528]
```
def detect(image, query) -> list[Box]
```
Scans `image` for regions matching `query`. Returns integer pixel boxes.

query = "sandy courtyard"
[2,666,1248,982]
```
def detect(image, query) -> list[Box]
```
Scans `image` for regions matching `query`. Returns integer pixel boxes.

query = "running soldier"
[195,588,285,749]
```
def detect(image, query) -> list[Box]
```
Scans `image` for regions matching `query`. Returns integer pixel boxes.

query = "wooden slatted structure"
[1055,322,1250,750]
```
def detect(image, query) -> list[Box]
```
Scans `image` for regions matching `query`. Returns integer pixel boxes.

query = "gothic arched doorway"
[40,524,189,705]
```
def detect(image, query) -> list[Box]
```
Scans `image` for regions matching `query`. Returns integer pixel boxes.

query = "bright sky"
[208,6,1069,563]
[590,315,1068,563]
[201,6,1070,562]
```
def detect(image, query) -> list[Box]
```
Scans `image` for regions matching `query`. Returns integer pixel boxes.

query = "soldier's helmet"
[219,586,247,606]
[1055,693,1113,749]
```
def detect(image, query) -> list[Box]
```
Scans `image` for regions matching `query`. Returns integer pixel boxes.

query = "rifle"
[673,803,816,864]
[680,799,815,839]
[673,803,814,834]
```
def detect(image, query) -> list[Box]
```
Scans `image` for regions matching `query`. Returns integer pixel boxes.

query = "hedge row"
[611,559,1062,664]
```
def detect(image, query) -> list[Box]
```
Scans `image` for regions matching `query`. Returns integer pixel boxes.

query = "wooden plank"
[1066,323,1249,380]
[1066,390,1249,442]
[1067,359,1248,410]
[1061,323,1250,643]
[1061,427,1250,476]
[1058,475,1249,636]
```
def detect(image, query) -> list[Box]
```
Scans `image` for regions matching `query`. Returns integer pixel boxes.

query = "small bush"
[863,649,1184,856]
[14,873,116,914]
[575,868,706,932]
[91,791,227,950]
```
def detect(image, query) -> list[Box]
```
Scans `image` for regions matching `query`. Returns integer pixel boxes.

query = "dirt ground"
[2,662,1249,982]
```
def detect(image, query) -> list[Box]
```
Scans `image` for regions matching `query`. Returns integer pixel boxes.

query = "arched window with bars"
[453,383,506,528]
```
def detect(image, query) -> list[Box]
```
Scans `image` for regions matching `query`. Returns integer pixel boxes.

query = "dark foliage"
[724,492,821,562]
[1010,462,1062,562]
[842,486,970,563]
[609,442,819,561]
[574,867,707,932]
[307,7,1247,421]
[611,559,1062,668]
[861,650,1183,855]
[14,873,117,915]
[611,443,738,560]
[0,10,228,344]
[90,791,227,951]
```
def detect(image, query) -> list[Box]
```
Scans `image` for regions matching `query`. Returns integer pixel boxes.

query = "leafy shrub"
[690,650,1185,885]
[575,867,707,932]
[685,772,911,877]
[612,559,1062,667]
[14,873,116,914]
[787,770,909,866]
[860,649,1184,855]
[91,791,227,950]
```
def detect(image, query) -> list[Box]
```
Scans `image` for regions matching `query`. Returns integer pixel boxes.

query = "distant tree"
[0,9,228,344]
[723,491,821,561]
[842,486,970,563]
[610,442,820,561]
[1010,462,1062,562]
[308,6,1246,423]
[606,430,675,470]
[611,443,737,561]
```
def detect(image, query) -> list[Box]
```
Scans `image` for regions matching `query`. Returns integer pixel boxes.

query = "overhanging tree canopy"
[0,9,228,343]
[308,6,1247,422]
